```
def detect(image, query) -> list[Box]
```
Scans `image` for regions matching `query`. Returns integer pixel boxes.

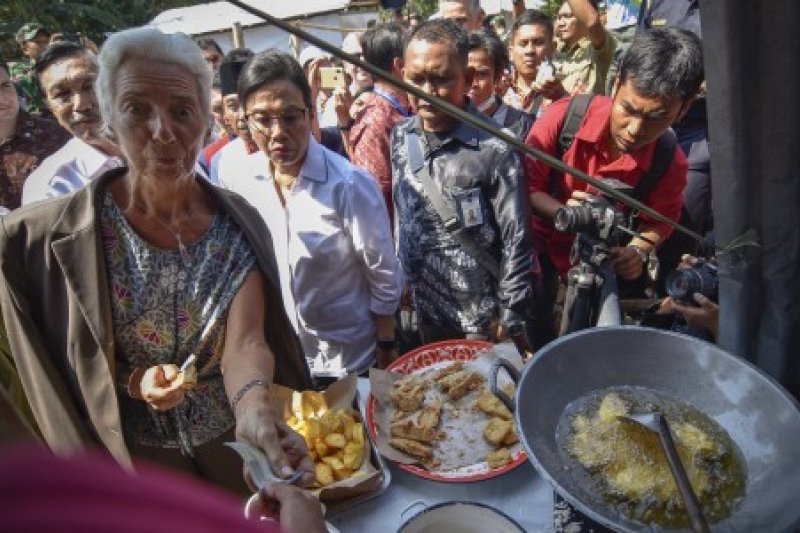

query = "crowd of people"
[0,0,712,530]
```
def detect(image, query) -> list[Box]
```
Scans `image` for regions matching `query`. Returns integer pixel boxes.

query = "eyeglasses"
[247,107,308,134]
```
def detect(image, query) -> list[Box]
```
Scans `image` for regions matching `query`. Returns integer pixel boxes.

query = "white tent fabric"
[149,1,377,55]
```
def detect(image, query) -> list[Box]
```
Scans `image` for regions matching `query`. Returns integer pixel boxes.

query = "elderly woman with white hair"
[0,27,315,496]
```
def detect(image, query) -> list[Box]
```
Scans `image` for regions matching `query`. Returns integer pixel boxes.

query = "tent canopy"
[149,1,377,55]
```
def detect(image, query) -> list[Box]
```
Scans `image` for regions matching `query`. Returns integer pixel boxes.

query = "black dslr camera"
[553,178,632,243]
[665,259,718,304]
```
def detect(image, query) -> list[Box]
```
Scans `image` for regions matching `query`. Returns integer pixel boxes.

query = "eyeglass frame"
[245,106,310,135]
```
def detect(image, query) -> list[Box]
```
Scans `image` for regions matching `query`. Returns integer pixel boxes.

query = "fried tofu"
[484,417,513,446]
[502,426,519,446]
[477,388,512,420]
[390,376,429,412]
[390,437,433,460]
[487,447,512,468]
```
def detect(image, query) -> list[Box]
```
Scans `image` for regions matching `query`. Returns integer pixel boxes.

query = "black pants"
[530,253,560,350]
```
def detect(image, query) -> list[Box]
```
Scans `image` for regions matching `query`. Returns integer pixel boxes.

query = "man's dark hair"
[196,37,223,56]
[618,28,704,101]
[361,22,405,73]
[33,41,89,81]
[406,19,469,66]
[509,10,553,42]
[468,30,509,79]
[0,60,9,77]
[238,50,312,112]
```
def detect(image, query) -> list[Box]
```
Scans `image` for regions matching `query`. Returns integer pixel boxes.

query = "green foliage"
[538,0,562,17]
[411,0,438,19]
[0,0,198,59]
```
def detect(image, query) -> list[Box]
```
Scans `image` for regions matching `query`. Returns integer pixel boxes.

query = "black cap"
[219,59,247,96]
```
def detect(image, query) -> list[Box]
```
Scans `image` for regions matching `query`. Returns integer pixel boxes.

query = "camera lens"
[665,269,701,302]
[555,205,595,233]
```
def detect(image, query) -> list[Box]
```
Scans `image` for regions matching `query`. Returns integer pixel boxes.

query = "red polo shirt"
[525,96,688,277]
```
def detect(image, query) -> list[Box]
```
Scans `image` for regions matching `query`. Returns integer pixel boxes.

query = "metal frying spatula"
[620,412,710,533]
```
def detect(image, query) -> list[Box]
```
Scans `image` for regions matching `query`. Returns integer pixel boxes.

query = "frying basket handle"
[489,358,520,412]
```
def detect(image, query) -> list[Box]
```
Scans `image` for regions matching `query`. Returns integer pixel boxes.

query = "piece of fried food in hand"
[390,437,434,460]
[484,417,513,446]
[477,388,512,420]
[390,376,429,412]
[487,447,513,468]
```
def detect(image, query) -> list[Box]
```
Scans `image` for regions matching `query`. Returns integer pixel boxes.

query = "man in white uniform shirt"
[22,42,123,205]
[226,50,402,380]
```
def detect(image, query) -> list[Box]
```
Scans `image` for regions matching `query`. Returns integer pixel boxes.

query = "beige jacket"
[0,168,311,467]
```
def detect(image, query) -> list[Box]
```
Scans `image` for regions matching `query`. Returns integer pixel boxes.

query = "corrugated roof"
[150,0,353,35]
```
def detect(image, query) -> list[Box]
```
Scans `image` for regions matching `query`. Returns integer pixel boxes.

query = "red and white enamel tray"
[366,340,527,482]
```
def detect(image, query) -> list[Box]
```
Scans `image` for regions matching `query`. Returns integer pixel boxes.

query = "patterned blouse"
[100,191,256,450]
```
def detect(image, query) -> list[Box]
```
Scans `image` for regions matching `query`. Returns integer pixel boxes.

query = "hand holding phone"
[319,67,345,90]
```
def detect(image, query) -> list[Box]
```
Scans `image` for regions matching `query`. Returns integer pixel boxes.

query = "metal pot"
[398,501,524,533]
[490,326,800,532]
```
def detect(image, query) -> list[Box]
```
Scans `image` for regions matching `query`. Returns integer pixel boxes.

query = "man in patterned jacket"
[392,19,537,345]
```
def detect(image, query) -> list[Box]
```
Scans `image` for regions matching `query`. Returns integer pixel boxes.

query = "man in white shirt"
[227,51,402,379]
[22,42,123,205]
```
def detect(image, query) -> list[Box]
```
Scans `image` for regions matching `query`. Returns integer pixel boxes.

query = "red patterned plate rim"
[366,340,527,483]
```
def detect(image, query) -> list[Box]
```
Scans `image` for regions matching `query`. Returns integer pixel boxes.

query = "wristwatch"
[376,338,396,350]
[628,244,650,263]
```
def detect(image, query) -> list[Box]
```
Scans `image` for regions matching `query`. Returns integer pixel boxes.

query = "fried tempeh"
[390,376,429,412]
[390,437,434,460]
[430,361,464,382]
[439,370,484,400]
[390,399,443,443]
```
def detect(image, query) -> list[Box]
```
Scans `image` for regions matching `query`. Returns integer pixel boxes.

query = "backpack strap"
[630,127,678,201]
[547,93,595,199]
[405,130,502,280]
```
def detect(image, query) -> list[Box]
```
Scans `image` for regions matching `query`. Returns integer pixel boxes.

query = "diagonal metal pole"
[225,0,715,251]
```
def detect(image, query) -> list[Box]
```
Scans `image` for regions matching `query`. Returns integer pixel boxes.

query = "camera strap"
[405,130,502,280]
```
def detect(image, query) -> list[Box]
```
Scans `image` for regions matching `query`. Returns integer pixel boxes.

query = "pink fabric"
[0,447,276,533]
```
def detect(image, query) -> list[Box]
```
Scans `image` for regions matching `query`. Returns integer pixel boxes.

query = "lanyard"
[373,87,411,117]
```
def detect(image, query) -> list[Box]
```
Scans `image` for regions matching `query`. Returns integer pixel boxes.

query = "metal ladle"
[620,413,710,533]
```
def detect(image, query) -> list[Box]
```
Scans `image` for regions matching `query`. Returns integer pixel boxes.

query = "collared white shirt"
[213,137,250,188]
[225,136,402,375]
[22,137,214,206]
[22,137,122,206]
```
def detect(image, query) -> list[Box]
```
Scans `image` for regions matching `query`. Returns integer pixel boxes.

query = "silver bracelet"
[230,378,270,413]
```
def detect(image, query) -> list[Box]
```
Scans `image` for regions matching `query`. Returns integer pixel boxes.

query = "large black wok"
[494,327,800,532]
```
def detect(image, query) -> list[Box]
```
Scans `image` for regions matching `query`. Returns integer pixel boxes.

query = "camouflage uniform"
[8,59,47,116]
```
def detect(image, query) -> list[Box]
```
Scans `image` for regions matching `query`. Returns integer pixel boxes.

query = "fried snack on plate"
[437,370,485,400]
[502,425,519,446]
[390,375,429,412]
[390,437,434,460]
[390,399,443,443]
[430,361,464,381]
[477,388,512,420]
[487,447,512,468]
[484,417,513,446]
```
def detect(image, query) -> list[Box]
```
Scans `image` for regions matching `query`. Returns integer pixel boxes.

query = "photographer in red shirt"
[525,28,704,344]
